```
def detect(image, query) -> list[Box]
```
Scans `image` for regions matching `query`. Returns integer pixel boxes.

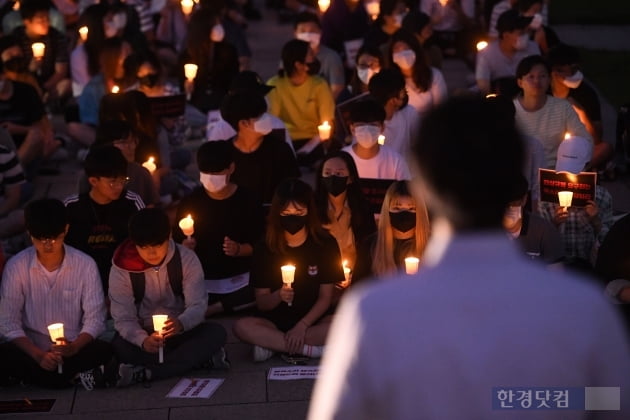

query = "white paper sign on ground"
[268,366,319,381]
[166,378,224,398]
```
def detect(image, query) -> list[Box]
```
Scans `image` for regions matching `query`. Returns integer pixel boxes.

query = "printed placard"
[360,178,396,215]
[268,366,319,381]
[166,378,224,398]
[538,169,597,207]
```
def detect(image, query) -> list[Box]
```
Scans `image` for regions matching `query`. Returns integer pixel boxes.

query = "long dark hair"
[389,29,433,92]
[266,178,322,254]
[315,151,371,232]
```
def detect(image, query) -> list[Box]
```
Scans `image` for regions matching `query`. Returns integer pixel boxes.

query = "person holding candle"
[64,146,145,294]
[233,178,343,362]
[109,208,228,387]
[0,199,115,390]
[314,151,376,280]
[10,0,71,102]
[310,95,630,419]
[538,134,613,272]
[513,55,593,170]
[353,181,430,283]
[266,39,335,165]
[175,140,265,317]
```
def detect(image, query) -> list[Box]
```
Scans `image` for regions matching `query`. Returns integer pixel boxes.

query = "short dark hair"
[128,208,171,246]
[20,0,52,20]
[220,92,267,130]
[294,11,320,29]
[281,39,309,77]
[411,96,525,230]
[547,44,581,68]
[95,120,132,145]
[25,198,67,239]
[84,145,128,178]
[402,10,431,35]
[197,140,233,173]
[515,55,549,79]
[368,68,405,107]
[349,98,386,124]
[497,9,532,36]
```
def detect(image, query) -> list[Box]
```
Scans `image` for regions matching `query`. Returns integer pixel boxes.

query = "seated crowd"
[0,0,628,392]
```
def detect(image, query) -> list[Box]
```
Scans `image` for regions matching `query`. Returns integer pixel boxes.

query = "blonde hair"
[372,181,430,276]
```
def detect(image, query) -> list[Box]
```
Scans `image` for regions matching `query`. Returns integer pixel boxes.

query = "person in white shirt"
[342,99,410,181]
[0,199,113,390]
[309,95,630,419]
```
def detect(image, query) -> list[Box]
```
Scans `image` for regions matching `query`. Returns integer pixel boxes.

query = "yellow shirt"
[267,75,335,141]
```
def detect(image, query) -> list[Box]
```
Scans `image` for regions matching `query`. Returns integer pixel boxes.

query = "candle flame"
[485,93,497,98]
[476,41,488,51]
[564,132,571,140]
[318,0,330,12]
[377,134,385,145]
[111,85,120,93]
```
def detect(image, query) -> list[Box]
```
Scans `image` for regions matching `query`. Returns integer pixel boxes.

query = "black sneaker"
[210,347,231,369]
[78,366,106,391]
[116,364,149,387]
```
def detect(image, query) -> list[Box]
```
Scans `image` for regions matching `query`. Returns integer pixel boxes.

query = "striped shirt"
[0,245,106,351]
[0,145,25,188]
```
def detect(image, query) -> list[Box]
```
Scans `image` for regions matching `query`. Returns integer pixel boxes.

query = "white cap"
[555,135,592,174]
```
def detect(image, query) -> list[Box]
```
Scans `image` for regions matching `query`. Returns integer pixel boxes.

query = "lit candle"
[142,156,156,174]
[564,132,571,140]
[404,257,420,275]
[181,0,194,15]
[47,323,65,373]
[365,0,380,20]
[476,41,488,51]
[184,63,198,81]
[31,42,45,59]
[439,0,448,6]
[342,260,351,284]
[111,85,120,94]
[152,315,168,363]
[79,26,89,42]
[377,134,386,145]
[318,121,331,141]
[13,1,19,10]
[318,0,330,13]
[281,264,295,307]
[485,93,497,99]
[178,214,195,238]
[558,191,573,209]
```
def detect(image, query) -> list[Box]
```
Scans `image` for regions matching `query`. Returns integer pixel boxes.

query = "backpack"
[129,246,183,304]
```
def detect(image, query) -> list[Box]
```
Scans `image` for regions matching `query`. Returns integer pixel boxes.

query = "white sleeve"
[430,68,448,107]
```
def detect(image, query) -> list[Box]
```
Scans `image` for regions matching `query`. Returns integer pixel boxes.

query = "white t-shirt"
[382,105,420,156]
[342,144,410,180]
[406,68,447,114]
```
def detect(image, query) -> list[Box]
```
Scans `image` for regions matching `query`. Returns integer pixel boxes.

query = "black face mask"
[322,175,348,197]
[3,56,28,73]
[389,210,416,233]
[280,214,307,235]
[138,73,159,88]
[306,59,321,75]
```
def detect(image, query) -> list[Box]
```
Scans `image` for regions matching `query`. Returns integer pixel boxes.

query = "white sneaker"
[253,345,274,362]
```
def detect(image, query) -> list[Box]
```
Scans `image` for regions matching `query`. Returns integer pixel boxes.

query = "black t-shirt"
[64,192,142,292]
[251,234,342,328]
[569,81,601,123]
[0,81,44,146]
[230,135,300,206]
[175,186,264,279]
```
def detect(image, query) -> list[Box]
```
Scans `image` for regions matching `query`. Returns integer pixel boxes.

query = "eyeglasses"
[102,177,130,188]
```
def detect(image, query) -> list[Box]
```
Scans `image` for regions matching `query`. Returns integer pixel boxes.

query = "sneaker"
[78,366,106,391]
[210,347,231,369]
[116,363,148,388]
[253,345,274,362]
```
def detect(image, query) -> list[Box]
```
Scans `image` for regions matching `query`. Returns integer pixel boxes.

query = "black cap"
[229,71,274,95]
[497,9,533,34]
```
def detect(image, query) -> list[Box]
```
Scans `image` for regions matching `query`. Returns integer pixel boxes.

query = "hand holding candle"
[142,156,156,174]
[152,314,168,363]
[31,42,45,59]
[318,121,331,141]
[404,257,420,275]
[342,260,351,287]
[558,191,573,210]
[281,264,295,306]
[47,323,65,373]
[178,214,195,238]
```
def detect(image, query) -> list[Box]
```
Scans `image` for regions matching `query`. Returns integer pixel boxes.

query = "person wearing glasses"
[64,145,145,295]
[0,199,115,390]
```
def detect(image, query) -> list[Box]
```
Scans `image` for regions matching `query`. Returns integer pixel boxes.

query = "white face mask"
[357,67,378,85]
[562,70,583,89]
[503,205,522,228]
[200,173,227,192]
[529,13,543,30]
[253,113,273,135]
[354,125,380,148]
[210,24,225,42]
[296,32,321,50]
[514,34,529,51]
[392,49,416,70]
